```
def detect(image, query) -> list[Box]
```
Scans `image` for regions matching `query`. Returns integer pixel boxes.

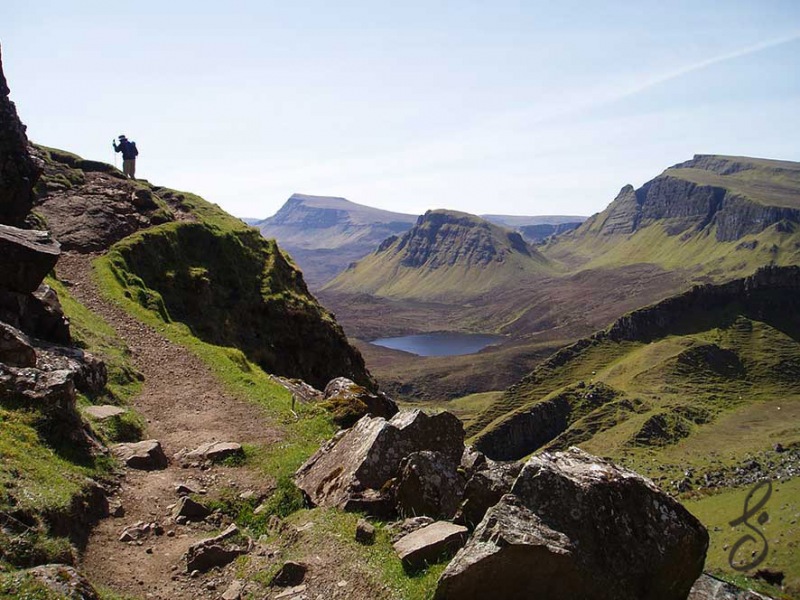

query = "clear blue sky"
[3,1,799,218]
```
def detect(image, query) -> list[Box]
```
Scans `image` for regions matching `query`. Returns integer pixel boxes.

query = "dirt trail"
[57,252,283,600]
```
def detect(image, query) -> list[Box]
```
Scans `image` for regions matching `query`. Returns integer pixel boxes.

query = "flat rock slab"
[0,224,60,293]
[113,440,168,470]
[0,321,35,367]
[19,565,99,600]
[393,521,468,571]
[185,441,244,462]
[83,404,126,421]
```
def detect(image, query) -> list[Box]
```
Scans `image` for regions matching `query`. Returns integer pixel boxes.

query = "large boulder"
[0,321,36,367]
[0,224,60,294]
[294,410,464,517]
[0,43,40,227]
[395,450,465,519]
[454,458,522,529]
[321,377,399,427]
[435,447,709,600]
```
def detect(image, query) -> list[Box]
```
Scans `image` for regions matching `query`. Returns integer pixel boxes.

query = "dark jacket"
[114,139,139,160]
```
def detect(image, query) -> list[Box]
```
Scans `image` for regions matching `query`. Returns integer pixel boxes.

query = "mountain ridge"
[323,209,552,301]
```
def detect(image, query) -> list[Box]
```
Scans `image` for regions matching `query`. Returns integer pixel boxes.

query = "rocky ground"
[57,252,282,600]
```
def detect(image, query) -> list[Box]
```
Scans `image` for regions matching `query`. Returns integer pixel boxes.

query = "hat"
[118,134,127,140]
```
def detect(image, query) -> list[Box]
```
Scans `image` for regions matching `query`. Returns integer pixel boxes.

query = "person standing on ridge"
[113,134,138,179]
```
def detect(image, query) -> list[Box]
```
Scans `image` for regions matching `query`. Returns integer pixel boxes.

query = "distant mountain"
[251,194,417,287]
[483,214,586,243]
[546,154,800,278]
[323,209,552,301]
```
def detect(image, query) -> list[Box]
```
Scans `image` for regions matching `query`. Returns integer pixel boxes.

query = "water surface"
[370,332,505,357]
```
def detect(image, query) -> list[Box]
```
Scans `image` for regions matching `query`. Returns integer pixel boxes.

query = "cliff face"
[395,210,532,269]
[323,209,552,301]
[0,45,40,226]
[578,155,800,243]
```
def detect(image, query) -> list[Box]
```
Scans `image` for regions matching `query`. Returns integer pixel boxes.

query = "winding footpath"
[57,252,282,600]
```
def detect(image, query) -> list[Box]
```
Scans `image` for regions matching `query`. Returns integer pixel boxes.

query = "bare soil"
[57,252,283,600]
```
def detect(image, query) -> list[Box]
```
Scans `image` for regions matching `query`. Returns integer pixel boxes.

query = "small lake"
[370,332,505,357]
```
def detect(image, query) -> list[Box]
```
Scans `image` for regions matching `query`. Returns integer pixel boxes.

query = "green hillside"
[467,266,800,595]
[324,209,553,301]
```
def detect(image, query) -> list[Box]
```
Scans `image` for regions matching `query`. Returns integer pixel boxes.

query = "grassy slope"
[545,220,800,280]
[464,309,800,596]
[0,280,138,580]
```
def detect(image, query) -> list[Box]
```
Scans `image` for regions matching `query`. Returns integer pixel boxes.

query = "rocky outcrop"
[321,377,398,427]
[434,448,708,600]
[394,450,465,519]
[294,410,464,517]
[0,365,99,452]
[14,564,100,600]
[455,459,521,528]
[31,145,177,252]
[0,44,40,227]
[0,224,60,293]
[107,222,375,390]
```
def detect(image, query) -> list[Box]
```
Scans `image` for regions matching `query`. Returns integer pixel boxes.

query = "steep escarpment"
[548,155,800,277]
[471,265,800,461]
[106,221,373,390]
[253,193,417,287]
[324,209,552,301]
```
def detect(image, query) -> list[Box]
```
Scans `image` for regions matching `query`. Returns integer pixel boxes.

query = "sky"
[3,1,800,219]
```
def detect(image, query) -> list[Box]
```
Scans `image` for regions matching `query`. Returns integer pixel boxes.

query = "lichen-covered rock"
[454,459,522,529]
[184,440,244,463]
[435,448,708,600]
[395,450,464,519]
[322,376,398,427]
[0,364,99,452]
[15,564,99,600]
[0,224,60,294]
[294,410,464,517]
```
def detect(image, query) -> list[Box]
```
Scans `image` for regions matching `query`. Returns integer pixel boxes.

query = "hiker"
[113,134,138,179]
